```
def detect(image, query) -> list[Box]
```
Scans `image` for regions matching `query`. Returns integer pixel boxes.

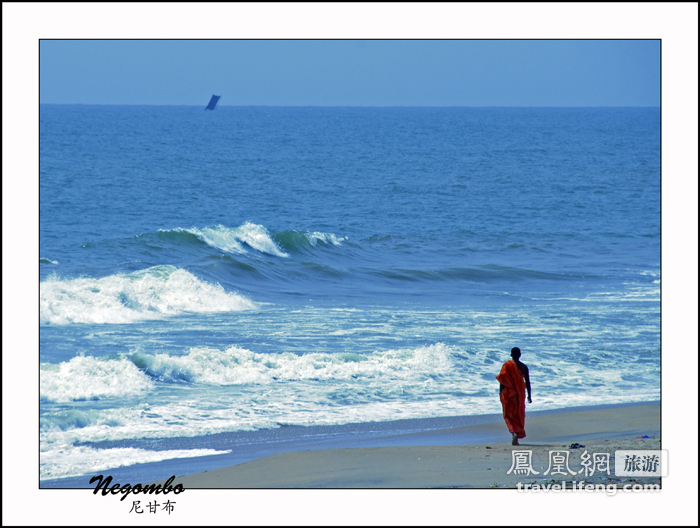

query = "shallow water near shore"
[40,401,659,488]
[40,106,660,484]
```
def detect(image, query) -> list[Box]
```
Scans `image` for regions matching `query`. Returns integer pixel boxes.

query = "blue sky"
[40,39,660,107]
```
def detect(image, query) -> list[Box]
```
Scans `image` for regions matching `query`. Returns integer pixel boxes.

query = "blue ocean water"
[39,106,660,486]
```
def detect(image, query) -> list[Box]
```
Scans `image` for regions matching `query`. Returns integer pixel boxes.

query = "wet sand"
[151,402,660,488]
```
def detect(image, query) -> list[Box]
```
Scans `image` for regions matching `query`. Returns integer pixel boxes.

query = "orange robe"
[496,360,527,439]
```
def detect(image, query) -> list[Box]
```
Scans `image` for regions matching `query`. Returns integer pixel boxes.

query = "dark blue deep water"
[40,106,660,485]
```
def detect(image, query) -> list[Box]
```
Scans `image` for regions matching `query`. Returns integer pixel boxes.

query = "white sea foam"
[41,356,154,402]
[176,222,288,257]
[307,231,347,246]
[40,265,257,324]
[40,444,231,480]
[130,343,455,386]
[38,339,658,471]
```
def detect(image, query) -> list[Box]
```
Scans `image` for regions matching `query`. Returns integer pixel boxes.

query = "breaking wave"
[40,265,257,325]
[274,230,347,252]
[130,343,454,385]
[41,355,154,402]
[167,222,288,257]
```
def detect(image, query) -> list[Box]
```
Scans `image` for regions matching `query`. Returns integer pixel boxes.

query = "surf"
[40,265,258,325]
[168,222,289,257]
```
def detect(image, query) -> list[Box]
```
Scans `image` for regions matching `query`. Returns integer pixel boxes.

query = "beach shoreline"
[147,401,660,489]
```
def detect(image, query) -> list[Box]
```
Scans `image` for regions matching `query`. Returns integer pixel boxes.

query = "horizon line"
[39,103,661,109]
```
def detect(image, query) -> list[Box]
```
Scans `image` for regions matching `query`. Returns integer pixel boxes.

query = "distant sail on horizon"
[205,94,221,110]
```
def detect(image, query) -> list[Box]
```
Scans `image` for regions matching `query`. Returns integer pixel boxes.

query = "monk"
[496,347,532,445]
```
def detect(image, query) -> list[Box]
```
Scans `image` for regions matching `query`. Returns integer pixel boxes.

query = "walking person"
[496,347,532,445]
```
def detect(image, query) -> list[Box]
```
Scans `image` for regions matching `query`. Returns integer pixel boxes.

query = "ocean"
[39,106,660,487]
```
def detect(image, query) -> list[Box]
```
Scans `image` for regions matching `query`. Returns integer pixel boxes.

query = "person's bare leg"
[512,432,519,445]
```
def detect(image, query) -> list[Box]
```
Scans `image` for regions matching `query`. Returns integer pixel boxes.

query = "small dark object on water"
[205,94,221,110]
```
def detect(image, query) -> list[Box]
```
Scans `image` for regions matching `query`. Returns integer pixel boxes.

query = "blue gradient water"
[40,106,660,485]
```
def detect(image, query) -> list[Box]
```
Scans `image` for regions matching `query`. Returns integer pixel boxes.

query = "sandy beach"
[150,402,660,489]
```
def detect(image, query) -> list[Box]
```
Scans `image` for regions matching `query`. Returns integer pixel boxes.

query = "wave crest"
[274,230,347,252]
[41,356,154,402]
[40,265,257,325]
[129,343,454,386]
[169,222,288,257]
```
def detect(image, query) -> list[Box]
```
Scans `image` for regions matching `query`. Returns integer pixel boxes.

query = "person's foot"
[512,433,519,445]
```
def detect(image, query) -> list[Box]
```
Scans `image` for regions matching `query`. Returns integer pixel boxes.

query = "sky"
[39,39,660,107]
